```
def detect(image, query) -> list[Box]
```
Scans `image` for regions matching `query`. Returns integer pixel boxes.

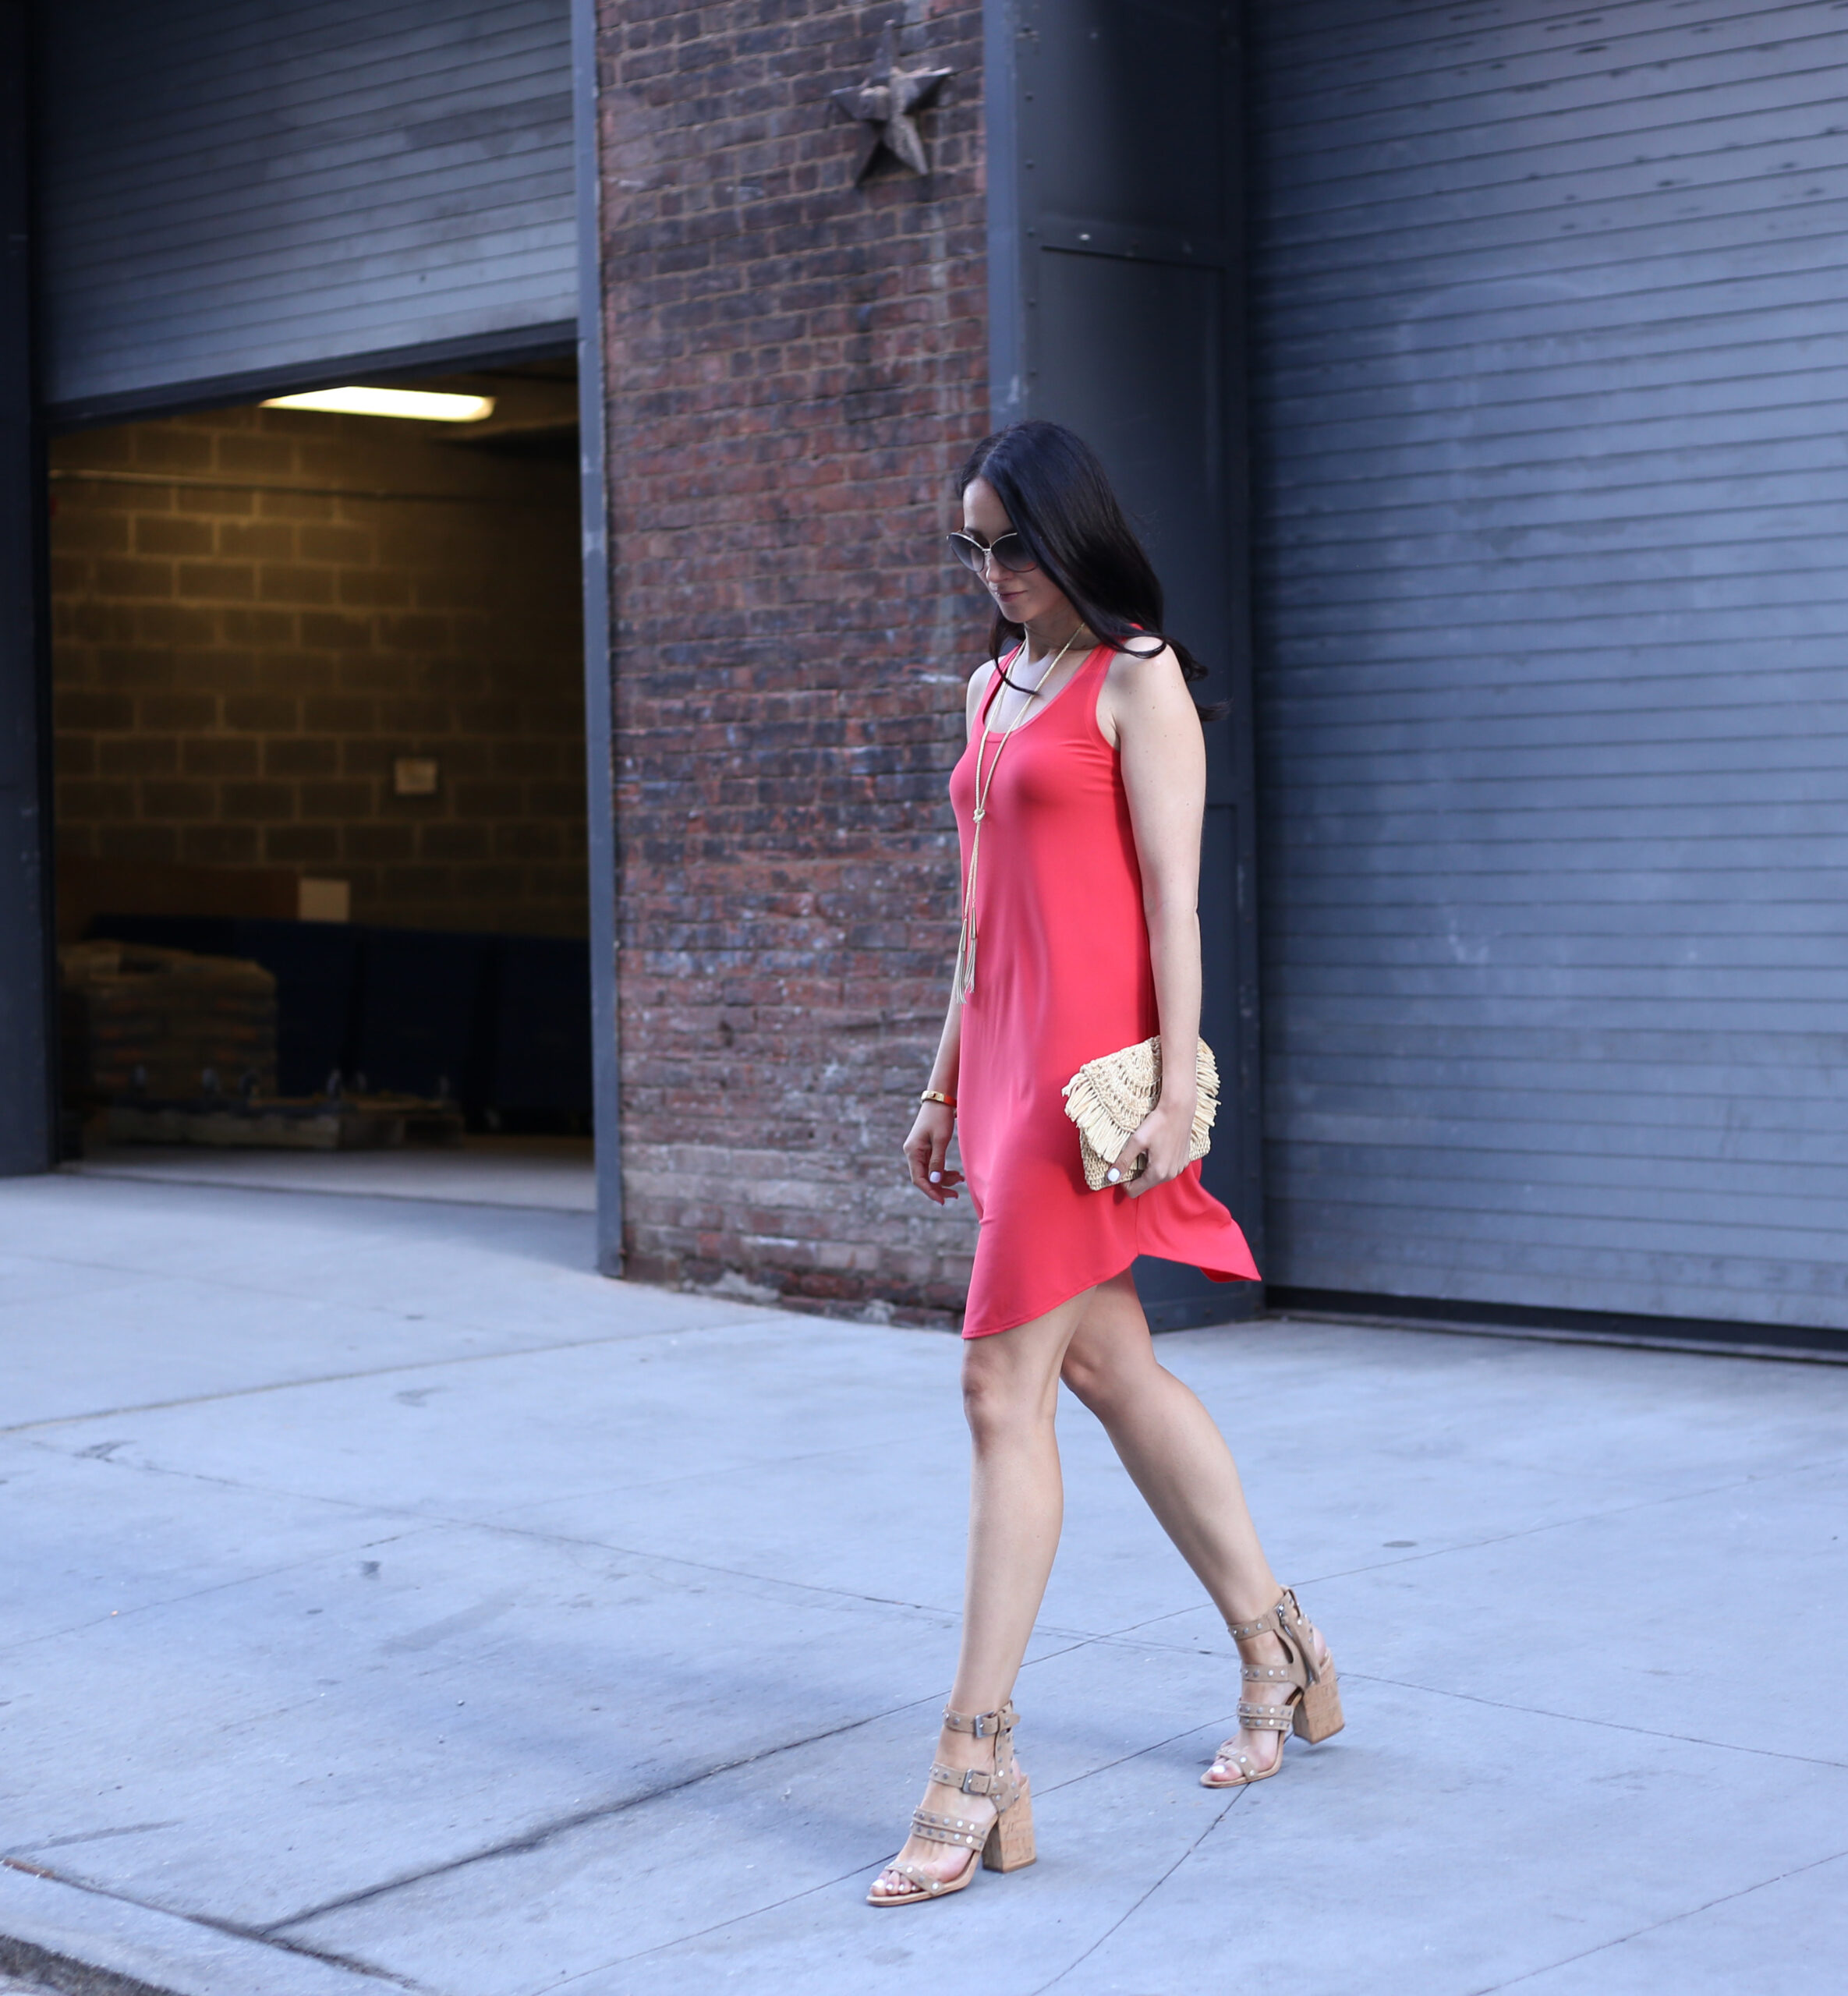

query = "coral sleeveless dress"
[948,644,1260,1338]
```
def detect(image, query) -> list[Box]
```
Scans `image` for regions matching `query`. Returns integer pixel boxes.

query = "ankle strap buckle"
[943,1700,1017,1739]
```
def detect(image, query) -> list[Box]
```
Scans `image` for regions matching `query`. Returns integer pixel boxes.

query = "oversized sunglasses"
[946,530,1040,576]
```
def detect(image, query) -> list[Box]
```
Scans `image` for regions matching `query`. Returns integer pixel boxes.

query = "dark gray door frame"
[0,0,58,1179]
[571,0,623,1275]
[982,0,1262,1329]
[982,2,1028,428]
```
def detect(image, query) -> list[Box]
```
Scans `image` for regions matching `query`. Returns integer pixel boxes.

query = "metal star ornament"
[830,21,954,182]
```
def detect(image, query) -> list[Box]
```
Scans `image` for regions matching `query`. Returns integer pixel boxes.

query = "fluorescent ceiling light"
[260,387,495,422]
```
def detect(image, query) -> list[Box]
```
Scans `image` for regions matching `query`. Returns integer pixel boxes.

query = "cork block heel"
[982,1774,1036,1871]
[1294,1669,1344,1743]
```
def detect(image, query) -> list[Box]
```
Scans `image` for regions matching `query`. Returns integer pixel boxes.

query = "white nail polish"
[929,1171,942,1183]
[1106,1168,1120,1184]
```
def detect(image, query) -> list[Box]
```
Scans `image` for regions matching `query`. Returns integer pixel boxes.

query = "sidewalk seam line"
[260,1697,947,1934]
[61,1165,599,1216]
[1464,1843,1848,1994]
[1028,1789,1246,1994]
[1345,1671,1848,1771]
[1044,1630,1848,1771]
[266,1630,1133,1937]
[0,1318,791,1435]
[0,1858,423,1991]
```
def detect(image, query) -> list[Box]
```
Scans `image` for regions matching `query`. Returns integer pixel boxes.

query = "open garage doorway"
[47,357,597,1214]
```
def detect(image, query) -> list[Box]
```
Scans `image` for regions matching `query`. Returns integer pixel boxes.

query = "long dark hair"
[957,419,1225,719]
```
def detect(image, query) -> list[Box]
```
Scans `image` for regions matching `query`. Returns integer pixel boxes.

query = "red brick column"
[594,1,989,1321]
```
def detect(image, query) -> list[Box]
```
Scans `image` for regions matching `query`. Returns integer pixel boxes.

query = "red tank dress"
[948,643,1261,1338]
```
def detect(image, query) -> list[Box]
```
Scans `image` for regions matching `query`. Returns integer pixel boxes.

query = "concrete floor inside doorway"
[66,1133,597,1214]
[1,1171,1844,1996]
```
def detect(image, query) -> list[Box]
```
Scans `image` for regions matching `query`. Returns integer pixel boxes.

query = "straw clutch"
[1061,1036,1220,1191]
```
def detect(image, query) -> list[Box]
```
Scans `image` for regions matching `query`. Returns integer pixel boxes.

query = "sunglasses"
[946,530,1040,576]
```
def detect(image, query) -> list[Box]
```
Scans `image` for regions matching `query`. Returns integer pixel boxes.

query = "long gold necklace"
[954,623,1089,996]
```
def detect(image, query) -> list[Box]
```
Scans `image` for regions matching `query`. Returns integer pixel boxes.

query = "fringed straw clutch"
[1060,1036,1220,1191]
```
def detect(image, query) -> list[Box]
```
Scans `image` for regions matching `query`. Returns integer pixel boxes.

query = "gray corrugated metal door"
[34,0,575,421]
[988,0,1262,1329]
[1248,1,1848,1334]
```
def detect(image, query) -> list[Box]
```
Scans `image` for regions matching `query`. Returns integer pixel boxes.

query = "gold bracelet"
[919,1089,957,1109]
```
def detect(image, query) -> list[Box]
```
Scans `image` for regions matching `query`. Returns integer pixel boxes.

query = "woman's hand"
[1112,1095,1196,1200]
[903,1102,964,1205]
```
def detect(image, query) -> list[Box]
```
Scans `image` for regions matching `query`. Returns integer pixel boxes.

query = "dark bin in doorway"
[226,918,363,1095]
[490,934,593,1121]
[350,927,494,1104]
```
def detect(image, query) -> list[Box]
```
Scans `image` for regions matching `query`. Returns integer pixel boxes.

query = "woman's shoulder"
[965,657,1002,720]
[1100,635,1184,698]
[1096,637,1196,746]
[1106,631,1174,665]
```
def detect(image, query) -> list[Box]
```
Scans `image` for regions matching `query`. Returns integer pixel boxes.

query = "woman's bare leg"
[1059,1271,1277,1619]
[869,1288,1093,1902]
[1059,1270,1328,1781]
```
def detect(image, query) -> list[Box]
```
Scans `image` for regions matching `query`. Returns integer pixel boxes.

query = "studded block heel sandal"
[867,1701,1036,1906]
[1202,1587,1343,1788]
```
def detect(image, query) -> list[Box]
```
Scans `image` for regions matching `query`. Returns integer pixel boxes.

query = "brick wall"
[49,401,588,936]
[597,0,989,1322]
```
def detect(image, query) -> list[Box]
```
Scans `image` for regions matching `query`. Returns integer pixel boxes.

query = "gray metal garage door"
[35,0,575,421]
[1247,0,1848,1335]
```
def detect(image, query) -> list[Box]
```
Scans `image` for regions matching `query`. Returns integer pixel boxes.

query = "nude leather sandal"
[1202,1587,1344,1787]
[867,1701,1036,1906]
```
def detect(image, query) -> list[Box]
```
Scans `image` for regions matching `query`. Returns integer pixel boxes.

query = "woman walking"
[869,421,1340,1907]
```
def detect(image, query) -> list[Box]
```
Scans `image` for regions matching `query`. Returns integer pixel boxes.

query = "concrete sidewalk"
[2,1173,1844,1996]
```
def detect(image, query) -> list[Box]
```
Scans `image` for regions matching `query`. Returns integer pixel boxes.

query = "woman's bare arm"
[901,662,999,1204]
[1103,643,1208,1197]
